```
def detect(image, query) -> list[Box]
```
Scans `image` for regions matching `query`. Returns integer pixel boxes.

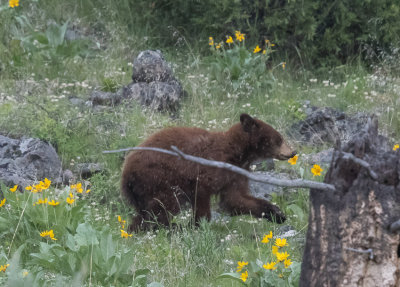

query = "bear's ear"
[240,113,257,133]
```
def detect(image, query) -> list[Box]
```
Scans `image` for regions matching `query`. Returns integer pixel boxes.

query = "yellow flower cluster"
[0,264,10,272]
[70,182,90,194]
[262,231,293,274]
[393,144,399,151]
[0,198,6,208]
[9,0,19,8]
[66,182,90,205]
[66,192,75,205]
[236,261,249,282]
[40,229,57,241]
[209,30,246,50]
[25,178,51,193]
[33,198,60,206]
[10,185,18,192]
[118,216,132,238]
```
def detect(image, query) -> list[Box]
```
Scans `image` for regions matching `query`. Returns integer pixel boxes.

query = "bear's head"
[240,113,296,161]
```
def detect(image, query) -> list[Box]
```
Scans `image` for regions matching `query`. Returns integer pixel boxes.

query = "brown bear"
[121,113,296,231]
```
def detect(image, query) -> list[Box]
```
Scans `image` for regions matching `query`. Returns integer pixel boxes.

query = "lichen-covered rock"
[90,90,122,106]
[0,135,62,187]
[291,106,370,145]
[122,81,182,113]
[131,50,175,83]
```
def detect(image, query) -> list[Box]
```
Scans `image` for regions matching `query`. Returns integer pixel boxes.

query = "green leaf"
[74,223,99,247]
[217,272,247,285]
[100,232,115,262]
[45,21,69,48]
[147,282,164,287]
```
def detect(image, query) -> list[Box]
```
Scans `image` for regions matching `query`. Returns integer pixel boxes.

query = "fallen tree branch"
[104,146,336,192]
[340,152,378,180]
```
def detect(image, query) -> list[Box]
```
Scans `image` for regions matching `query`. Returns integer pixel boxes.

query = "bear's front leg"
[192,193,212,225]
[220,183,286,223]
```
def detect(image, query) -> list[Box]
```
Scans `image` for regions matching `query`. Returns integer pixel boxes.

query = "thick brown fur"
[121,113,296,231]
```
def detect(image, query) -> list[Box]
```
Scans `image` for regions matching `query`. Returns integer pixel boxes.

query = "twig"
[389,219,400,233]
[345,247,374,260]
[340,152,378,180]
[103,146,336,192]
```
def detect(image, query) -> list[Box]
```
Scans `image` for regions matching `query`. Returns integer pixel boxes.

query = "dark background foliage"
[125,0,400,67]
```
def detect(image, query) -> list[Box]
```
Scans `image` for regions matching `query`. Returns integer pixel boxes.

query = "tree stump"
[300,116,400,286]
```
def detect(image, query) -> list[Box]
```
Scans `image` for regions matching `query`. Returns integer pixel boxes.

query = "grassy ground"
[0,1,399,286]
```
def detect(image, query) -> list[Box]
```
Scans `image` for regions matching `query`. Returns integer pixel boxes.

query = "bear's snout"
[277,141,296,160]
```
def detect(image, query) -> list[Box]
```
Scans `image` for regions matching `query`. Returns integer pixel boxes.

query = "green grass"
[0,1,399,286]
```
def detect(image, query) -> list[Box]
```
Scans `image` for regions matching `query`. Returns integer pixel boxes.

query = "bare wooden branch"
[103,146,336,192]
[389,219,400,233]
[340,151,378,180]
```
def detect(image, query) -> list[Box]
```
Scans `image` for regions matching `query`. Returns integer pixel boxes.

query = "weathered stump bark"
[300,117,400,286]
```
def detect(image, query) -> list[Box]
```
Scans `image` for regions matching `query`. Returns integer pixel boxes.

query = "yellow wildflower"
[261,231,273,243]
[235,31,245,42]
[66,197,75,205]
[253,45,261,53]
[263,261,277,270]
[120,229,132,238]
[272,245,279,255]
[284,258,292,268]
[69,192,74,198]
[9,0,19,8]
[34,198,48,206]
[40,230,57,241]
[0,198,6,208]
[10,185,18,192]
[276,251,290,262]
[226,36,233,44]
[216,43,221,49]
[86,189,91,193]
[311,164,323,176]
[43,178,51,189]
[48,199,60,206]
[22,270,29,277]
[240,271,248,282]
[262,50,266,55]
[393,144,399,151]
[275,238,288,247]
[288,155,298,165]
[282,62,286,69]
[0,264,10,272]
[118,215,126,229]
[209,37,214,46]
[25,186,33,191]
[236,261,248,272]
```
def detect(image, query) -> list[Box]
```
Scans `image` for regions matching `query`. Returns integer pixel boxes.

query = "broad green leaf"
[217,272,246,285]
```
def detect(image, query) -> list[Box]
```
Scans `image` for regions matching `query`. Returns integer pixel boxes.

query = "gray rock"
[131,50,174,83]
[69,97,85,106]
[249,171,293,199]
[302,148,334,165]
[90,90,122,106]
[291,106,370,145]
[0,135,62,187]
[89,50,185,113]
[62,169,75,185]
[74,163,104,179]
[122,81,182,113]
